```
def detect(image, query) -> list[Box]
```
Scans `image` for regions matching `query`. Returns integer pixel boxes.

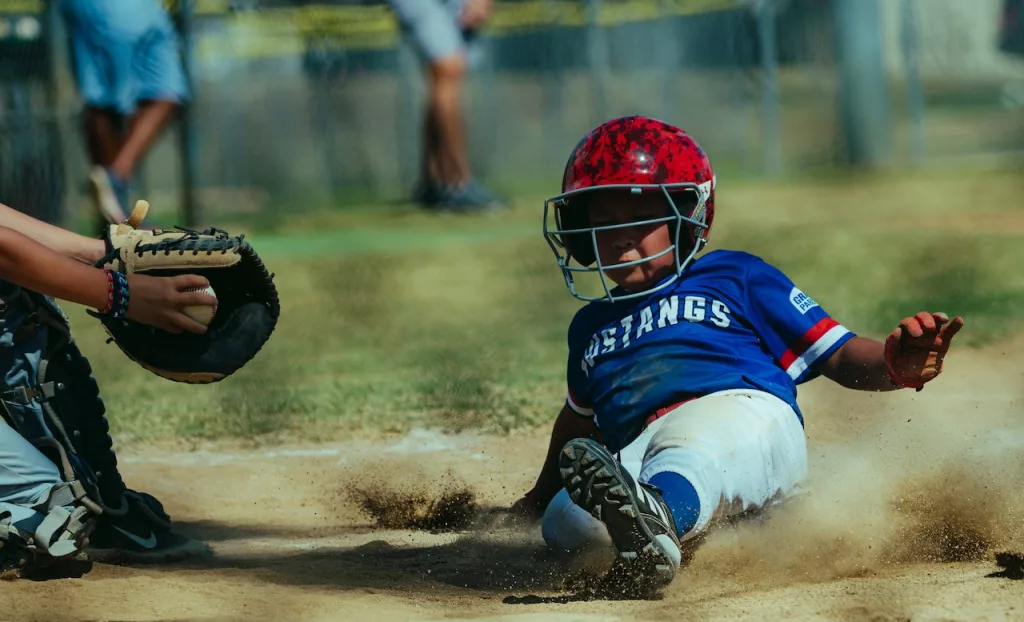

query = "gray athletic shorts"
[387,0,476,63]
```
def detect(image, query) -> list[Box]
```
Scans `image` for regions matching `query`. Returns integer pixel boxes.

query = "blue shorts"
[61,0,189,115]
[387,0,479,63]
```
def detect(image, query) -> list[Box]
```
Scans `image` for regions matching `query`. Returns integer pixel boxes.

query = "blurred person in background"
[999,0,1024,110]
[61,0,189,226]
[387,0,505,212]
[1001,0,1024,57]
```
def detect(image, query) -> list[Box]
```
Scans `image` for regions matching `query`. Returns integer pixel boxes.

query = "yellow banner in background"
[0,0,742,60]
[0,0,741,18]
[195,1,744,60]
[0,0,41,14]
[0,0,741,24]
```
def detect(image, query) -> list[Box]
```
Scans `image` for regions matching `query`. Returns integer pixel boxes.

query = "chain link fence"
[0,0,1022,228]
[0,2,64,224]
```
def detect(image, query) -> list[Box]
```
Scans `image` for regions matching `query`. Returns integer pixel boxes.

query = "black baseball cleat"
[559,438,683,596]
[85,491,210,565]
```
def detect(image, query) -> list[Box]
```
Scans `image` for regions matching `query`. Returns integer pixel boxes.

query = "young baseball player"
[61,0,191,225]
[386,0,505,211]
[509,116,963,594]
[0,200,216,576]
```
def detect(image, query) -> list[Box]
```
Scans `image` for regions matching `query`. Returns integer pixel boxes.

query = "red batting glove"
[884,311,964,391]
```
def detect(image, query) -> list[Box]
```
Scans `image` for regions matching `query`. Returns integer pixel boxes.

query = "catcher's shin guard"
[0,292,128,512]
[2,286,208,568]
[37,338,131,515]
[0,500,95,578]
[0,287,107,571]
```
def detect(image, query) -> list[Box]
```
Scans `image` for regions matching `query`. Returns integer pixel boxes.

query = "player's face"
[589,192,675,291]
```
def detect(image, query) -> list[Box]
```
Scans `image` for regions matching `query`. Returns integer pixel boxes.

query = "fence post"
[47,0,75,228]
[584,0,609,124]
[177,0,200,227]
[473,30,498,182]
[901,0,924,164]
[658,0,679,124]
[305,38,345,205]
[541,0,566,174]
[833,0,891,167]
[758,0,782,177]
[396,34,422,199]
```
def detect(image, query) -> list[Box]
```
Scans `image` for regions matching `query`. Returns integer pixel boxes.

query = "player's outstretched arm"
[0,201,105,264]
[508,404,600,520]
[821,311,963,391]
[0,226,214,334]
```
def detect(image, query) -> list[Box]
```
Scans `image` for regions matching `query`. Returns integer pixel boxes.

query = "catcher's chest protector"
[0,283,129,519]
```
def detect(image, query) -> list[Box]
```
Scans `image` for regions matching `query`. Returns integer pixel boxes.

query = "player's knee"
[429,54,467,84]
[541,488,612,553]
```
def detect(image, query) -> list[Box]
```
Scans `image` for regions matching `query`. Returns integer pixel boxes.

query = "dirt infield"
[7,341,1024,622]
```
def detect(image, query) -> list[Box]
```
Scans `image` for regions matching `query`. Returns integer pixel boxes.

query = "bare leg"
[427,55,471,186]
[83,107,124,168]
[84,107,128,226]
[421,96,441,187]
[110,99,179,180]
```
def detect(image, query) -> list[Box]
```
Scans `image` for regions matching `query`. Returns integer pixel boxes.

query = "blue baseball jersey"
[564,250,854,453]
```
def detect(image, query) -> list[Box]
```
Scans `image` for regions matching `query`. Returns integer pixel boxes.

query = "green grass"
[68,164,1024,444]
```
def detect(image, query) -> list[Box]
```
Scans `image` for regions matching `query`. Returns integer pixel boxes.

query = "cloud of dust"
[686,385,1024,591]
[348,470,481,532]
[338,356,1024,602]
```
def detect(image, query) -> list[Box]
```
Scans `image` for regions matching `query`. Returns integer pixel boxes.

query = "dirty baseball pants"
[542,389,808,552]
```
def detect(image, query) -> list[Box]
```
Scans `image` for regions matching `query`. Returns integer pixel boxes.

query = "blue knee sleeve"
[647,471,700,538]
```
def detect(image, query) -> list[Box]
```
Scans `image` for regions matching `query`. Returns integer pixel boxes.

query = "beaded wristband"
[101,269,130,319]
[102,269,114,313]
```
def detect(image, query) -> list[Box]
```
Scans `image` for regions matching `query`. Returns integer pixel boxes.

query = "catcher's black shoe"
[85,491,210,565]
[559,438,683,595]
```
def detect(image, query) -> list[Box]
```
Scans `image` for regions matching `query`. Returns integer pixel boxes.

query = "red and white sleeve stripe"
[778,318,851,380]
[566,387,594,416]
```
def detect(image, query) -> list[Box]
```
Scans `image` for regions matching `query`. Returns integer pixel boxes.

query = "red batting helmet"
[543,115,717,302]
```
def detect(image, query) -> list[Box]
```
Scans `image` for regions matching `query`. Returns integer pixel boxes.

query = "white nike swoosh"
[112,525,158,549]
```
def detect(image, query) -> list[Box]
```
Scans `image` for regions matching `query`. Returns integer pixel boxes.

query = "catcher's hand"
[884,311,963,390]
[91,200,280,384]
[126,273,217,335]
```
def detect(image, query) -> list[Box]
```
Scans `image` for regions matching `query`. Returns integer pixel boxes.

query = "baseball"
[183,285,217,326]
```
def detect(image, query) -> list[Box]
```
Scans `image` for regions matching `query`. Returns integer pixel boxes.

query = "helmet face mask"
[544,116,717,303]
[544,183,710,302]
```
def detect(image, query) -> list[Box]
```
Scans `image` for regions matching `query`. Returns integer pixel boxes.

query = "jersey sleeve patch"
[788,287,819,314]
[779,317,853,381]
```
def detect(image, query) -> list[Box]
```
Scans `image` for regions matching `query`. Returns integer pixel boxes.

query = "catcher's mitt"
[92,201,280,384]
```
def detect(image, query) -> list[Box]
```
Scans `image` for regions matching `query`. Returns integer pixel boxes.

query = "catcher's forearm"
[0,202,105,265]
[0,227,108,309]
[821,336,899,391]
